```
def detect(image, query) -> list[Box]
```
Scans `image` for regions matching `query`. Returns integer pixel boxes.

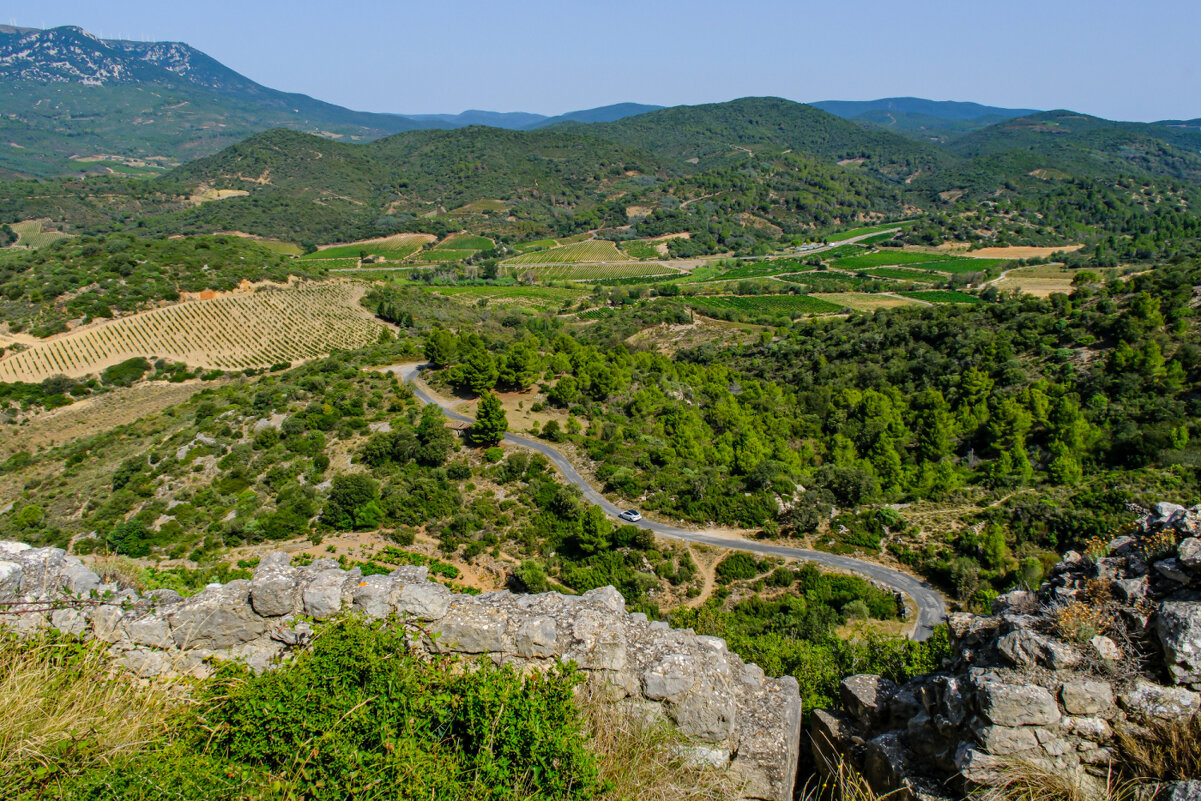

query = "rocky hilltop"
[813,501,1201,800]
[0,541,801,801]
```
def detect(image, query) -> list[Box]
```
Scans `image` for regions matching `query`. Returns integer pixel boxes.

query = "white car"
[618,509,643,523]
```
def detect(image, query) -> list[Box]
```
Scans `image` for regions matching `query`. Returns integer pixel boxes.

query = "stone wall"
[0,541,801,801]
[811,502,1201,801]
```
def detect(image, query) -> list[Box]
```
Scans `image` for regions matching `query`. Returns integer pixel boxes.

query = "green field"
[513,238,558,253]
[433,234,493,251]
[507,262,675,281]
[698,259,815,282]
[819,244,869,260]
[861,267,943,282]
[829,250,949,269]
[619,240,662,260]
[831,250,1007,275]
[685,294,844,318]
[504,240,634,265]
[826,222,911,242]
[899,290,983,304]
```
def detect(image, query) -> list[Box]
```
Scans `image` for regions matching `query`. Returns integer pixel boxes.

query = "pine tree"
[469,392,508,446]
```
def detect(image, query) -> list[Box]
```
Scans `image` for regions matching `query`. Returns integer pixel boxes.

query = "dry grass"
[0,632,179,796]
[797,758,903,800]
[970,758,1160,801]
[579,681,740,801]
[1116,714,1201,782]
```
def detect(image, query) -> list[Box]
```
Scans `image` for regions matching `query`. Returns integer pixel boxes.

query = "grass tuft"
[0,630,178,798]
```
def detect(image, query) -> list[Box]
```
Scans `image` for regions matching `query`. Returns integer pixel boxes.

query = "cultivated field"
[831,251,1006,275]
[0,282,386,382]
[619,240,661,260]
[991,264,1077,297]
[504,240,633,265]
[697,259,813,282]
[303,233,436,262]
[424,285,586,312]
[826,222,910,242]
[861,267,942,282]
[505,262,675,281]
[898,290,982,304]
[810,292,922,311]
[965,244,1083,259]
[10,220,72,248]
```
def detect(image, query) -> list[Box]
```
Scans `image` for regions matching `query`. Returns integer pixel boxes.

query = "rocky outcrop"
[0,541,801,801]
[811,502,1201,800]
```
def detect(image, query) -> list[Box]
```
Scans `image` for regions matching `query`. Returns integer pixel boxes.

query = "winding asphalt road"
[383,364,947,640]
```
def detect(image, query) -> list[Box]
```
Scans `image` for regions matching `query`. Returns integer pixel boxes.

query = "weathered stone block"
[127,614,172,648]
[1060,680,1115,716]
[1119,680,1201,721]
[974,723,1039,754]
[351,574,395,619]
[302,569,346,619]
[840,674,898,729]
[166,580,267,649]
[389,581,448,621]
[1155,601,1201,685]
[977,682,1060,727]
[250,564,299,617]
[514,615,558,658]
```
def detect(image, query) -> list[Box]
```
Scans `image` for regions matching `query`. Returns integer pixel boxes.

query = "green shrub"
[60,617,600,801]
[715,552,762,584]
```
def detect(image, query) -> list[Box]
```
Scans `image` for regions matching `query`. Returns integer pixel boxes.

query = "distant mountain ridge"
[0,24,660,176]
[812,97,1039,122]
[812,97,1042,142]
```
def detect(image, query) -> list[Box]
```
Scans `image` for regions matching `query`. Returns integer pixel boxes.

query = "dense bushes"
[26,618,600,800]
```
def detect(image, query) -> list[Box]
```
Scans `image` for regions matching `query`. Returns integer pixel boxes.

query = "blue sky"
[5,0,1199,121]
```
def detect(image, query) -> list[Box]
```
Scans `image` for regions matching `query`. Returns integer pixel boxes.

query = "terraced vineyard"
[506,262,677,281]
[619,240,662,260]
[504,240,633,265]
[10,220,72,248]
[861,267,943,282]
[424,285,586,311]
[0,282,386,382]
[698,259,814,282]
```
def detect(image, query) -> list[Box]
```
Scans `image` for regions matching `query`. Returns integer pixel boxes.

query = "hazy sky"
[5,0,1199,121]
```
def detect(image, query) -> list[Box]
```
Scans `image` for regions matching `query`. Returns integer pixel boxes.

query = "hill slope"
[576,96,949,182]
[0,25,426,176]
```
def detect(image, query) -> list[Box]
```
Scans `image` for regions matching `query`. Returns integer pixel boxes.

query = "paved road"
[382,364,947,639]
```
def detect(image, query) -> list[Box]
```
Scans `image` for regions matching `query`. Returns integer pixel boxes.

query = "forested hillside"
[2,96,1199,257]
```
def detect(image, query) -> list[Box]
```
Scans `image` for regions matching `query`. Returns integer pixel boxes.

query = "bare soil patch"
[810,293,921,312]
[967,244,1083,259]
[1,380,225,457]
[188,186,249,205]
[624,316,763,354]
[993,264,1076,297]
